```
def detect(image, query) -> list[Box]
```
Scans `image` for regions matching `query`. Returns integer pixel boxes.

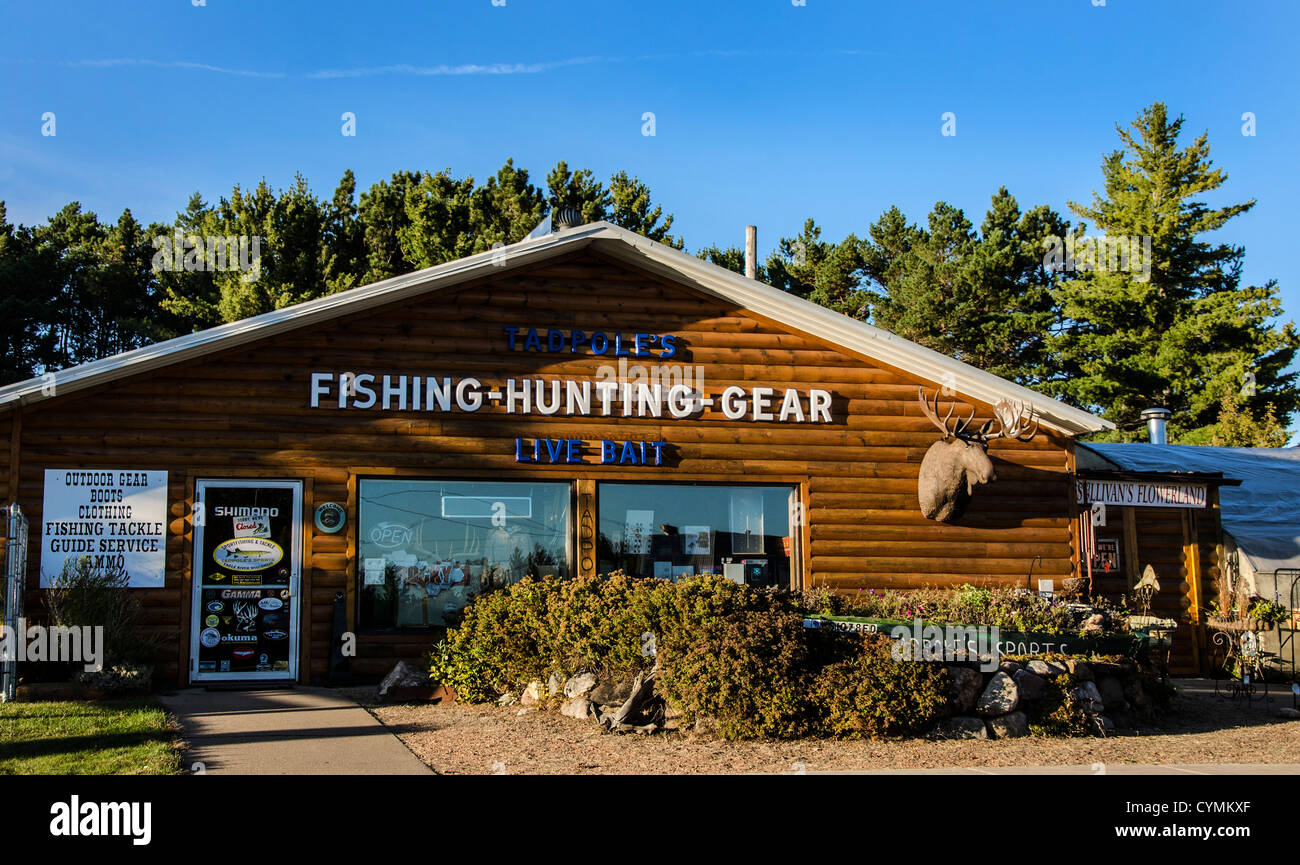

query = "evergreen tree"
[1048,102,1298,442]
[359,170,424,283]
[764,218,865,314]
[545,161,609,223]
[696,244,766,282]
[861,191,1067,384]
[608,170,682,248]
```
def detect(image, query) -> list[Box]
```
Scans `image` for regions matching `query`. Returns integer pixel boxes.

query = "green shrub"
[1026,674,1092,737]
[656,607,811,740]
[43,557,160,668]
[809,635,950,739]
[843,584,1084,635]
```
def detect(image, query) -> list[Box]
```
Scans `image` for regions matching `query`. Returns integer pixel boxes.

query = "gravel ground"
[352,681,1300,775]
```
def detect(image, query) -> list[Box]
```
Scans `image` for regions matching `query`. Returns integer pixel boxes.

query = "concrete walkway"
[160,687,431,775]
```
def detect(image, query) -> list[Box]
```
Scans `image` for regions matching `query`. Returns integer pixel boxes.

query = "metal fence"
[2,503,28,702]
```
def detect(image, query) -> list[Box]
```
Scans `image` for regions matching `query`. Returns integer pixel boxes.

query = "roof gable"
[0,221,1109,435]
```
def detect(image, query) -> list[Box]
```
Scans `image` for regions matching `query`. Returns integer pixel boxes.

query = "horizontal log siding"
[8,249,1081,681]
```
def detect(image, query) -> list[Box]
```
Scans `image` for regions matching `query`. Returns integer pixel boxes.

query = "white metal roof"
[0,221,1110,435]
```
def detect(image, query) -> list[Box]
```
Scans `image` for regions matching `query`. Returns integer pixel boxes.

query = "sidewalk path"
[160,687,432,775]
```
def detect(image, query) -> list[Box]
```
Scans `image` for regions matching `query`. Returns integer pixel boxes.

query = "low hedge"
[429,573,952,740]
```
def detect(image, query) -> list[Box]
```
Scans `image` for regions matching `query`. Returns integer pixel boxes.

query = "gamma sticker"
[214,537,284,572]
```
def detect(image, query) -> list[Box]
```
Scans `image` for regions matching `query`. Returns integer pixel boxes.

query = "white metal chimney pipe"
[744,225,757,279]
[1140,407,1171,445]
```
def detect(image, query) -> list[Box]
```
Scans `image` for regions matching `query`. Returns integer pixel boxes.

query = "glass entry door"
[189,480,302,682]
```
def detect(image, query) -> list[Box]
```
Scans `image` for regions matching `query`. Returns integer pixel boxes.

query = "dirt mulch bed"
[351,683,1300,775]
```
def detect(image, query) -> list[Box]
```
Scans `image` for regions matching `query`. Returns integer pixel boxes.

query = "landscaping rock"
[1046,661,1069,677]
[520,680,545,707]
[1082,613,1105,633]
[1013,669,1046,701]
[1026,660,1053,678]
[563,672,598,699]
[1097,676,1127,712]
[946,666,984,714]
[496,692,517,706]
[1090,661,1123,677]
[560,697,593,720]
[1098,714,1116,733]
[590,675,635,706]
[1073,681,1105,715]
[976,671,1020,716]
[548,672,563,696]
[988,711,1029,739]
[937,716,989,739]
[376,660,429,698]
[1066,659,1094,681]
[999,661,1022,675]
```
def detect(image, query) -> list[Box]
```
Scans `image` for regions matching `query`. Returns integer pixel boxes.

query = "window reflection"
[358,479,570,629]
[597,483,796,588]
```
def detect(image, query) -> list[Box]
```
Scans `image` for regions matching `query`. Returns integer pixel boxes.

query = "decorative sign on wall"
[314,502,346,534]
[1076,479,1207,509]
[41,469,168,587]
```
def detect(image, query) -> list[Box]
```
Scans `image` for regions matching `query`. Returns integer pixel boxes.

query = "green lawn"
[0,699,184,775]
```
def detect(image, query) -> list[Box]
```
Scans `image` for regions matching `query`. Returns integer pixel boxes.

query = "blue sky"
[1,0,1297,320]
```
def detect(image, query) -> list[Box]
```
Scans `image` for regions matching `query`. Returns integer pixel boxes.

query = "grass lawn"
[0,699,184,775]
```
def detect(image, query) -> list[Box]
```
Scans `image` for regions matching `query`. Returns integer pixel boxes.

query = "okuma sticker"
[214,537,284,572]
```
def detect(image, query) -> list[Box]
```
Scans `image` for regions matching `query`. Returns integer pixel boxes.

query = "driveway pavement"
[159,686,431,775]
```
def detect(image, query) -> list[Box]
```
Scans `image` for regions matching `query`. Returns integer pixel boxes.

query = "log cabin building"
[1,220,1220,684]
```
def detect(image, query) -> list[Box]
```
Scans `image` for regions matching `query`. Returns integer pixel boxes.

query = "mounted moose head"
[916,388,1039,523]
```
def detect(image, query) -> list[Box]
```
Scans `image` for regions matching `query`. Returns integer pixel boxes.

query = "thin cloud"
[60,58,287,78]
[305,56,606,79]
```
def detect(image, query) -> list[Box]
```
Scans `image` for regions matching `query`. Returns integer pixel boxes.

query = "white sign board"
[1076,478,1207,509]
[41,470,168,587]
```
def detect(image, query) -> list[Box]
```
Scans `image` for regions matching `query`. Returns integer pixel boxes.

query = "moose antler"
[917,388,980,441]
[988,398,1040,442]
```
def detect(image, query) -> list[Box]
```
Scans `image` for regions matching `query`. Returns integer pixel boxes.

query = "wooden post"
[576,478,597,578]
[744,225,757,280]
[1182,508,1204,672]
[1121,506,1139,590]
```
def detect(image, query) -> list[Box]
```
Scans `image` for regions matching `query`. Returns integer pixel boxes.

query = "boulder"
[1045,660,1069,678]
[590,675,635,706]
[560,697,593,720]
[496,692,517,706]
[937,716,989,740]
[988,711,1029,739]
[1096,676,1127,712]
[1066,659,1094,681]
[1012,669,1046,702]
[946,667,985,714]
[1097,714,1116,733]
[1090,661,1123,677]
[999,661,1023,675]
[1073,681,1105,715]
[1082,613,1105,634]
[563,672,598,699]
[976,672,1020,717]
[1026,660,1054,678]
[520,680,545,707]
[379,660,428,697]
[547,672,563,696]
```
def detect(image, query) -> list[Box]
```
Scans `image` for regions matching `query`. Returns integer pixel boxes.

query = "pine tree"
[860,191,1066,384]
[608,170,682,248]
[1048,102,1299,441]
[764,218,865,315]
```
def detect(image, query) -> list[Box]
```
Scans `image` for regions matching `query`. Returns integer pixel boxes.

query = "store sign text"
[309,373,833,423]
[515,438,667,466]
[1076,479,1207,509]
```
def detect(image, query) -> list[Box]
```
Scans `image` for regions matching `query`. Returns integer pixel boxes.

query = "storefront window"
[597,483,796,588]
[358,479,570,629]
